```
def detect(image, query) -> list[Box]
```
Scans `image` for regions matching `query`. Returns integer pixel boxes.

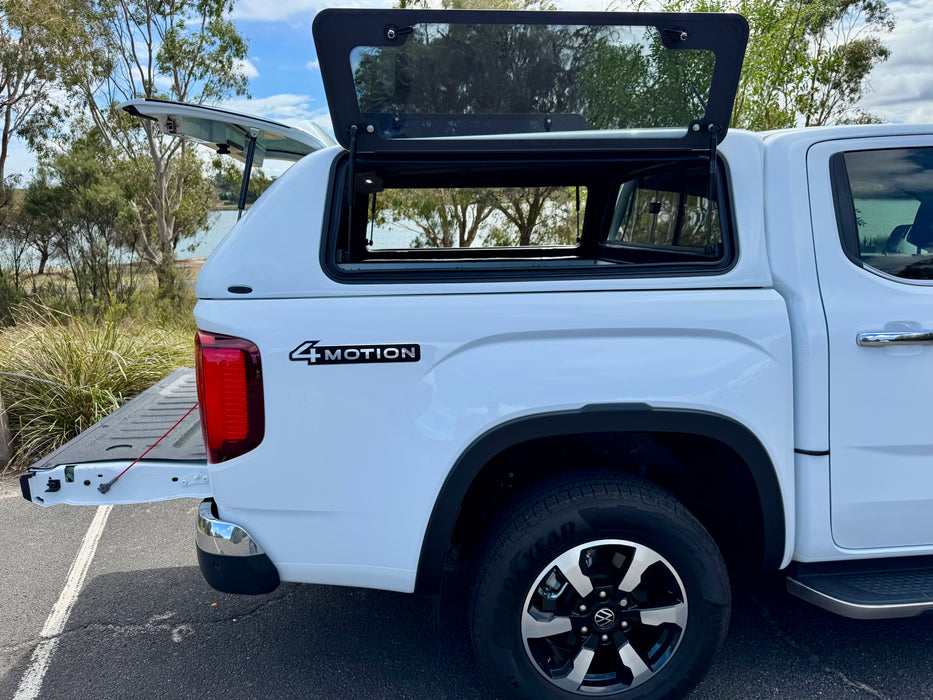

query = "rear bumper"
[196,499,280,595]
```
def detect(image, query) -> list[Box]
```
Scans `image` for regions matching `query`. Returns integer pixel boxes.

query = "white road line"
[13,505,113,700]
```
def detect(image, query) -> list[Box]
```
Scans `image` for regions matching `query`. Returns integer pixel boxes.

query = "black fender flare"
[414,403,786,593]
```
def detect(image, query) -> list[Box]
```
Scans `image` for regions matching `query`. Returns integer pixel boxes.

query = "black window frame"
[829,151,865,269]
[319,151,737,284]
[312,8,749,153]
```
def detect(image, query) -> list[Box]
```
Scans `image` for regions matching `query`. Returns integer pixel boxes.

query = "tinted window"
[841,148,933,280]
[607,166,721,252]
[350,23,714,140]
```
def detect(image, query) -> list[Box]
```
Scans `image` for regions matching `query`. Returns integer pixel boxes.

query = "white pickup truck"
[19,9,933,699]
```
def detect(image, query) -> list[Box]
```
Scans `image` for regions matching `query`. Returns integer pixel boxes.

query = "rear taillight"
[195,331,265,464]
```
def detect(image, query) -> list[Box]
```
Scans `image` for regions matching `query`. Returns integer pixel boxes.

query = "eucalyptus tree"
[655,0,894,129]
[65,0,249,295]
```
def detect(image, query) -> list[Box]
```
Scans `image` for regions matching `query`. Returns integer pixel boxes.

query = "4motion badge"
[289,341,420,366]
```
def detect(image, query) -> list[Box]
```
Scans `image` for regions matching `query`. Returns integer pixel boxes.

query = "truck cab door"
[808,134,933,549]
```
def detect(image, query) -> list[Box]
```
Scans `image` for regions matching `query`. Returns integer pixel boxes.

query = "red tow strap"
[97,402,200,494]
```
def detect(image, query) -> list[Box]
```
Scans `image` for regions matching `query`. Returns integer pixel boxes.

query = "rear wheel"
[469,470,730,699]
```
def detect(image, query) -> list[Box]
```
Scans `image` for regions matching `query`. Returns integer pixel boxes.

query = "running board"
[787,557,933,619]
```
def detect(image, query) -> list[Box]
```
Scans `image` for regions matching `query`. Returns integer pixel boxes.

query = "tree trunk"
[156,251,178,297]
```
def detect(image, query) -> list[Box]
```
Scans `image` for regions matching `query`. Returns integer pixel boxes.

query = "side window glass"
[842,148,933,280]
[609,167,721,251]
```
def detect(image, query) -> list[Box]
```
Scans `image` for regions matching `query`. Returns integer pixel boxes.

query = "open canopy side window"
[312,9,748,154]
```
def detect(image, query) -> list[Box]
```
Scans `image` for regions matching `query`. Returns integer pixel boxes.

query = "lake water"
[178,210,240,259]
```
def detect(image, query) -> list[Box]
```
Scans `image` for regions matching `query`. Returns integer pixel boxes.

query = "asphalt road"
[2,474,933,699]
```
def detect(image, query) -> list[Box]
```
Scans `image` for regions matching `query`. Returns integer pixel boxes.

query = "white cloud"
[306,59,320,71]
[153,74,174,91]
[849,0,933,124]
[235,58,260,80]
[219,93,326,123]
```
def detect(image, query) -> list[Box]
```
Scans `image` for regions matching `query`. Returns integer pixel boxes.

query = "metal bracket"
[179,471,210,487]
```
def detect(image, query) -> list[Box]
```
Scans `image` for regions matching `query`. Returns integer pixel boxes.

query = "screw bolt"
[621,621,630,630]
[580,626,589,635]
[598,591,608,600]
[601,634,609,642]
[578,604,588,613]
[692,123,701,132]
[619,597,628,608]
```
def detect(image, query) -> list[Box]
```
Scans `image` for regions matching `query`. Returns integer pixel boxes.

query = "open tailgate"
[20,369,209,506]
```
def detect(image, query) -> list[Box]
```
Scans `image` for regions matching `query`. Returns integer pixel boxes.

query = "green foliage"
[378,188,497,248]
[487,187,584,247]
[354,21,713,131]
[61,0,249,298]
[212,157,274,207]
[0,302,192,472]
[374,186,583,249]
[0,0,95,182]
[22,126,142,304]
[0,270,25,326]
[656,0,894,129]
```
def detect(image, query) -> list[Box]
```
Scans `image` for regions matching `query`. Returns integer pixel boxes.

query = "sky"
[3,0,931,179]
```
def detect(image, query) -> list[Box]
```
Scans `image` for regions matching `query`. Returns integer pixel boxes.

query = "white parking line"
[13,505,113,700]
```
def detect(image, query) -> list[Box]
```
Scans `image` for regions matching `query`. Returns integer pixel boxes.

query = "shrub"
[0,272,26,327]
[0,303,192,473]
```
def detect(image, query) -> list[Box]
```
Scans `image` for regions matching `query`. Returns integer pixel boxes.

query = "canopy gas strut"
[237,127,261,221]
[343,124,360,262]
[705,123,721,255]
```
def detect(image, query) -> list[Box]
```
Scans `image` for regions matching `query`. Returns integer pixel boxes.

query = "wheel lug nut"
[578,604,588,613]
[619,597,628,608]
[598,591,608,600]
[580,626,589,635]
[621,621,630,630]
[601,634,609,642]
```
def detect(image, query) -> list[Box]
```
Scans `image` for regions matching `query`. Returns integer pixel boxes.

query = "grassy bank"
[0,289,197,474]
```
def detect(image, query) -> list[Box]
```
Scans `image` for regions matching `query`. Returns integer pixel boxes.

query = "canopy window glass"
[335,157,730,276]
[350,23,713,139]
[313,10,748,153]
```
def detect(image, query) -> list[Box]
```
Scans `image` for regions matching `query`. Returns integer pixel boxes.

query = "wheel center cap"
[593,607,616,629]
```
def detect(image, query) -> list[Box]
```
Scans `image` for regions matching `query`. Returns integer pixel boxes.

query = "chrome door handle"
[857,331,933,346]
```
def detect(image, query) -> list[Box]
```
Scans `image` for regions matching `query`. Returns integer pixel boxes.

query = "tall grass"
[0,303,193,473]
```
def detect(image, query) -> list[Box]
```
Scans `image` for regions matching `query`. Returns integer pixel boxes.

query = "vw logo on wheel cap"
[593,607,616,628]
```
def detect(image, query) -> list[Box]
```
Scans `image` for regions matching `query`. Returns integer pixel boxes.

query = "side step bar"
[787,557,933,619]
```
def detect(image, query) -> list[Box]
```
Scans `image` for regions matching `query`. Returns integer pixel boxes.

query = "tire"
[469,469,730,700]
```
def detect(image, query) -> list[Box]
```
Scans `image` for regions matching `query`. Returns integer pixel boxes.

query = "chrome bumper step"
[787,556,933,619]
